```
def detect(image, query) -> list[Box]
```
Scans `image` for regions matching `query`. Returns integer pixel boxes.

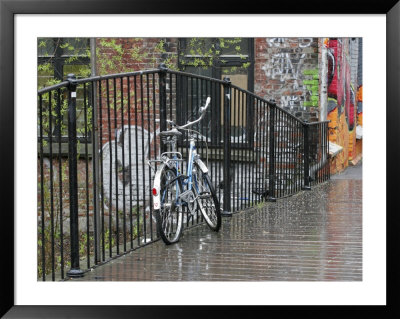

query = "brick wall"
[96,38,178,75]
[254,37,320,122]
[95,38,178,143]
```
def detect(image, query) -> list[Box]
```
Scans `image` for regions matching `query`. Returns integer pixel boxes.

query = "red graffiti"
[327,39,354,130]
[327,40,338,102]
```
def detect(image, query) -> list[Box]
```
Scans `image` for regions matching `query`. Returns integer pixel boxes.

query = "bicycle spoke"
[155,168,183,244]
[194,164,221,231]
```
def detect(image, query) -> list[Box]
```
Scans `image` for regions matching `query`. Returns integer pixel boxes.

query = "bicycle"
[149,97,221,245]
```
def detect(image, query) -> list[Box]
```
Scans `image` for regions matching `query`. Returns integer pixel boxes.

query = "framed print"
[1,0,398,317]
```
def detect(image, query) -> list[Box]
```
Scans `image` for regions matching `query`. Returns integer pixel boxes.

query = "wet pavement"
[72,163,362,281]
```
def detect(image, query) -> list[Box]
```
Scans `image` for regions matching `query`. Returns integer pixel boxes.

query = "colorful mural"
[325,38,361,171]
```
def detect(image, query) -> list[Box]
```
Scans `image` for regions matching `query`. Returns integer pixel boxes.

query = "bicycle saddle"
[159,128,183,137]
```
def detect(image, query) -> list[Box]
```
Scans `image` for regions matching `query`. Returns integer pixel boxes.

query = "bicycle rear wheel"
[155,167,183,244]
[193,164,221,231]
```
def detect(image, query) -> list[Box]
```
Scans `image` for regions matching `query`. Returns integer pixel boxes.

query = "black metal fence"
[37,65,330,281]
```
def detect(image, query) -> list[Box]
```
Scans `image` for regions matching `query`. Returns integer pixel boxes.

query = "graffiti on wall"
[327,39,340,116]
[261,38,317,110]
[357,85,363,126]
[266,37,313,48]
[327,38,355,131]
[356,38,363,128]
[261,52,306,83]
[326,37,363,170]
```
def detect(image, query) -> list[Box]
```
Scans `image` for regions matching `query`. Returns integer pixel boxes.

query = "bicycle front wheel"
[155,167,183,245]
[193,164,221,231]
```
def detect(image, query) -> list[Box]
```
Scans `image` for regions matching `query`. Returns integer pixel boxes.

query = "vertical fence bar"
[98,80,106,262]
[302,123,311,190]
[222,77,232,217]
[147,74,153,241]
[246,95,252,208]
[83,83,90,269]
[47,91,55,281]
[299,120,303,190]
[120,77,127,252]
[277,110,282,198]
[106,79,113,257]
[91,80,101,264]
[134,75,140,247]
[39,94,46,280]
[190,76,194,228]
[232,88,236,212]
[56,89,65,278]
[262,100,267,201]
[152,73,158,234]
[251,97,256,205]
[127,76,134,248]
[255,98,260,205]
[140,74,147,243]
[267,101,276,202]
[66,74,84,278]
[90,39,101,264]
[240,92,245,209]
[292,118,296,192]
[159,64,168,154]
[214,83,219,201]
[284,113,288,196]
[113,78,120,255]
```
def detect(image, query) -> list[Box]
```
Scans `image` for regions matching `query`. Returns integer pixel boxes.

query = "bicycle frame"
[152,134,209,211]
[184,137,196,190]
[151,97,211,212]
[150,97,222,244]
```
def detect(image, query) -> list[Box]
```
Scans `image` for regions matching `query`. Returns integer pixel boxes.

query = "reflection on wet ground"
[73,167,362,281]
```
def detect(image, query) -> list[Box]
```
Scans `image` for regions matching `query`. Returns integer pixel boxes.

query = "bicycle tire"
[155,167,183,245]
[193,164,221,232]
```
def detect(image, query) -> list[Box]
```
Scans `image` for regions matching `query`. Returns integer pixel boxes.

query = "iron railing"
[37,65,330,281]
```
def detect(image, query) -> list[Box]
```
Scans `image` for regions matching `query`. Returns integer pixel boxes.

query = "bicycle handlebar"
[177,97,211,130]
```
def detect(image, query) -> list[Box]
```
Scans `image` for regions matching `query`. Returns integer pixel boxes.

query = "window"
[38,38,91,86]
[38,38,92,148]
[179,38,253,86]
[177,38,254,147]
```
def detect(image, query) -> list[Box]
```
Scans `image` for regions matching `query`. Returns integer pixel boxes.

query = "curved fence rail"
[37,65,329,281]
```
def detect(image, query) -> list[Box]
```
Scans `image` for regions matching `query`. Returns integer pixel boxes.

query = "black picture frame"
[1,0,398,317]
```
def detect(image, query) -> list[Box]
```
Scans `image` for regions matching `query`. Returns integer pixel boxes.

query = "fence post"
[302,122,311,190]
[159,63,168,154]
[267,100,276,202]
[66,74,84,278]
[90,38,101,264]
[221,77,232,217]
